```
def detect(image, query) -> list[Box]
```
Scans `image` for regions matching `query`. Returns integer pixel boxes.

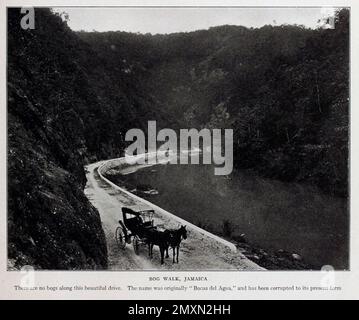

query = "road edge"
[97,157,238,253]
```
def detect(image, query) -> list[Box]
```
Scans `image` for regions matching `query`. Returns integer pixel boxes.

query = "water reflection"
[112,162,349,269]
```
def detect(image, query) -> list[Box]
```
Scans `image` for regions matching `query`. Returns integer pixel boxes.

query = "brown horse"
[166,225,187,263]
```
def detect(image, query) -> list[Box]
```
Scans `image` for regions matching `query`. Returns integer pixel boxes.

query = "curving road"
[84,158,264,271]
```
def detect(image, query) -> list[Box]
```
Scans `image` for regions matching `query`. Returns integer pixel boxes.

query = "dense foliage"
[7,9,112,269]
[8,8,175,269]
[7,8,349,269]
[80,9,349,197]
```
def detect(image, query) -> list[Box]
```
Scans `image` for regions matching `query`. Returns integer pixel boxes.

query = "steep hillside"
[80,10,349,197]
[8,8,150,269]
[7,8,349,269]
[8,9,105,269]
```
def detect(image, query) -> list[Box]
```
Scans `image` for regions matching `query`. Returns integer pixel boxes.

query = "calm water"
[110,162,349,269]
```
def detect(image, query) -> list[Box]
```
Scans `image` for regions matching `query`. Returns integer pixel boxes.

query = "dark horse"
[166,225,187,263]
[146,225,187,264]
[146,228,171,265]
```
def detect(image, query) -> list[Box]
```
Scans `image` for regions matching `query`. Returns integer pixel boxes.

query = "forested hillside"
[80,9,349,197]
[8,8,348,269]
[7,8,162,269]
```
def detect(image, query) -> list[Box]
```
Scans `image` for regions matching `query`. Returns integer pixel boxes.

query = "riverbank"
[104,172,314,270]
[101,155,317,270]
[85,158,263,270]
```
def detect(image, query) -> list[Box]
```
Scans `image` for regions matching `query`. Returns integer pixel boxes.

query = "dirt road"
[84,160,264,271]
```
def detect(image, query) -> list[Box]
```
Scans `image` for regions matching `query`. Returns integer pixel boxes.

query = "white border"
[1,0,358,300]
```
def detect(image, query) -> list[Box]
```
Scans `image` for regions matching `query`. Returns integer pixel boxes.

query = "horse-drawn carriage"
[115,207,155,254]
[115,206,187,264]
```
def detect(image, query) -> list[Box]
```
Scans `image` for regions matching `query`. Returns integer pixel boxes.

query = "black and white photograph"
[6,4,350,276]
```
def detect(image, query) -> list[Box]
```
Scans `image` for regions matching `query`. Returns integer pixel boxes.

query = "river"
[107,159,348,270]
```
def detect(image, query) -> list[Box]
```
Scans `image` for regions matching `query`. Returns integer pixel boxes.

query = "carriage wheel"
[133,236,140,255]
[115,226,126,249]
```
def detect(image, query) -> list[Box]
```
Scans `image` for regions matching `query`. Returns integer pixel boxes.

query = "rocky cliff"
[7,9,110,269]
